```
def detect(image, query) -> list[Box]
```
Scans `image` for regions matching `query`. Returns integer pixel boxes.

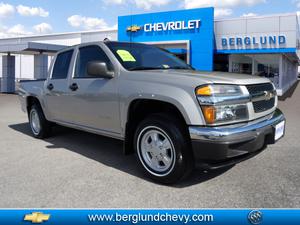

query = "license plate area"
[274,121,285,141]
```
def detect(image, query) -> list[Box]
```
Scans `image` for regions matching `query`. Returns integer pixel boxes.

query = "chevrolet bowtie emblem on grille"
[264,91,274,101]
[127,25,142,32]
[24,212,50,223]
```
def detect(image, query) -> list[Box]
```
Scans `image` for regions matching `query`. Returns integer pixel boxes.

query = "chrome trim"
[197,89,277,106]
[189,109,285,143]
[251,90,277,102]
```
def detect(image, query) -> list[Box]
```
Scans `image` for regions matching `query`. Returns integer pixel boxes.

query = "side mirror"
[87,61,114,79]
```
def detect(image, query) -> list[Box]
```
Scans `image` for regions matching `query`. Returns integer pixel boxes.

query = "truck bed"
[18,79,46,113]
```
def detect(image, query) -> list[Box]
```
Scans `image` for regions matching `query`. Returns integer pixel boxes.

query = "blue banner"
[0,209,299,225]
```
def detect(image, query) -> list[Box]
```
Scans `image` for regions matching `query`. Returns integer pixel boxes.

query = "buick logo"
[248,210,263,224]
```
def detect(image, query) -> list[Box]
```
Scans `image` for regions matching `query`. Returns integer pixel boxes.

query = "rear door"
[65,44,121,136]
[44,49,75,122]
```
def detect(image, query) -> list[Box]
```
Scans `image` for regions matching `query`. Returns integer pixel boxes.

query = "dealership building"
[0,7,299,96]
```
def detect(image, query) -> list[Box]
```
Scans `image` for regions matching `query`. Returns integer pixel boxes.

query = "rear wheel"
[134,114,194,184]
[29,104,52,139]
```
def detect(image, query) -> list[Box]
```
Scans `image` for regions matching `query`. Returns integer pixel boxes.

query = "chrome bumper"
[189,109,285,143]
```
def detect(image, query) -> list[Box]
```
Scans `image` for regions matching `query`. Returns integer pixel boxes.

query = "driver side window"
[75,45,112,78]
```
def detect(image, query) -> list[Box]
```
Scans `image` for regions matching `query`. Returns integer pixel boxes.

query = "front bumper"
[189,109,285,169]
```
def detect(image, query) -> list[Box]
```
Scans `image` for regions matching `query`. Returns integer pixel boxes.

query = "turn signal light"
[202,106,216,124]
[196,85,212,96]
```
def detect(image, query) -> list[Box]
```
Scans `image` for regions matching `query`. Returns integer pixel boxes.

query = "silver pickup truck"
[18,41,285,184]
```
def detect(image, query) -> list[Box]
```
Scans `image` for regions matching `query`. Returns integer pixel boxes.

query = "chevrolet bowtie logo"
[24,212,50,223]
[264,91,275,101]
[127,25,142,32]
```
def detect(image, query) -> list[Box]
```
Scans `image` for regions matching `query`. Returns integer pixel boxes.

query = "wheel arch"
[123,98,190,155]
[26,96,42,116]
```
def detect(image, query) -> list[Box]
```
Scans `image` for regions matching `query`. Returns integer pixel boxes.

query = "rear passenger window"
[75,45,112,78]
[52,50,74,79]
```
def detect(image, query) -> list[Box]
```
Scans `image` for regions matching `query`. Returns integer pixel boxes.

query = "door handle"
[47,83,54,91]
[69,83,78,91]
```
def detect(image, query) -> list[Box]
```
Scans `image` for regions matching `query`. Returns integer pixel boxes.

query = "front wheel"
[134,114,194,184]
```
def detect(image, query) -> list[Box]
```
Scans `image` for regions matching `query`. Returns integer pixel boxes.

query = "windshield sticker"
[116,50,136,62]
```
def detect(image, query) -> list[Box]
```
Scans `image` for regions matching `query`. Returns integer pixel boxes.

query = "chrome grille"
[252,98,275,113]
[246,83,276,113]
[247,83,274,95]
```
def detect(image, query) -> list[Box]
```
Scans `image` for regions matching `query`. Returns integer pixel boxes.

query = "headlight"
[196,84,242,96]
[195,85,249,125]
[201,104,248,125]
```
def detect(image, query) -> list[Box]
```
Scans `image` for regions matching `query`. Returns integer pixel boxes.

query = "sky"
[0,0,299,38]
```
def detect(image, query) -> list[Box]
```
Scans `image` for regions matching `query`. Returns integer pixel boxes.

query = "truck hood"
[127,69,272,88]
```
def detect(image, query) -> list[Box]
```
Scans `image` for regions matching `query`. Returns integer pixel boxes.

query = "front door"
[65,45,121,136]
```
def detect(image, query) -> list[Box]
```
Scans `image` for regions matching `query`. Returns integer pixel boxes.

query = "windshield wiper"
[129,66,163,71]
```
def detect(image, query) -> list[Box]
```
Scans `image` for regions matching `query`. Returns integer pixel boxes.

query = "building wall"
[0,34,80,46]
[16,55,34,79]
[215,14,298,53]
[81,30,117,43]
[0,54,34,79]
[216,13,299,95]
[280,55,298,95]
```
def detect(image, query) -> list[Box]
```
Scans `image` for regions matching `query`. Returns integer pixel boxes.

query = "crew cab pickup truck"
[18,41,285,184]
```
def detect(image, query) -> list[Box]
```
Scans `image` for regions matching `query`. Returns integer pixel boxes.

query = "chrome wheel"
[137,126,176,176]
[30,109,41,135]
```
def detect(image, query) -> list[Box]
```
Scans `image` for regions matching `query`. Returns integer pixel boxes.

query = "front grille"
[246,83,274,95]
[246,83,275,113]
[252,98,275,113]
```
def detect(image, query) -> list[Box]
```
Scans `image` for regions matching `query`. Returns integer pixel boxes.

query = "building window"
[214,54,228,72]
[253,54,280,88]
[229,54,281,88]
[230,55,252,74]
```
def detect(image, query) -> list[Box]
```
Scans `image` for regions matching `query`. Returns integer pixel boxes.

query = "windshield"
[105,42,193,71]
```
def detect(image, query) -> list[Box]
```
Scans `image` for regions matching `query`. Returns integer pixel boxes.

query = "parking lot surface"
[0,84,299,208]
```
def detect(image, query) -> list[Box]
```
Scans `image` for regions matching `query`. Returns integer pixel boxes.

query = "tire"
[134,114,194,184]
[29,104,52,139]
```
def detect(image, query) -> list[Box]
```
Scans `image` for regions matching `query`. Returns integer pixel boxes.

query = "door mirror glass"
[87,61,114,79]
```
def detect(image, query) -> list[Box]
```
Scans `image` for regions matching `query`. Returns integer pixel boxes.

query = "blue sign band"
[216,48,297,54]
[0,209,299,225]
